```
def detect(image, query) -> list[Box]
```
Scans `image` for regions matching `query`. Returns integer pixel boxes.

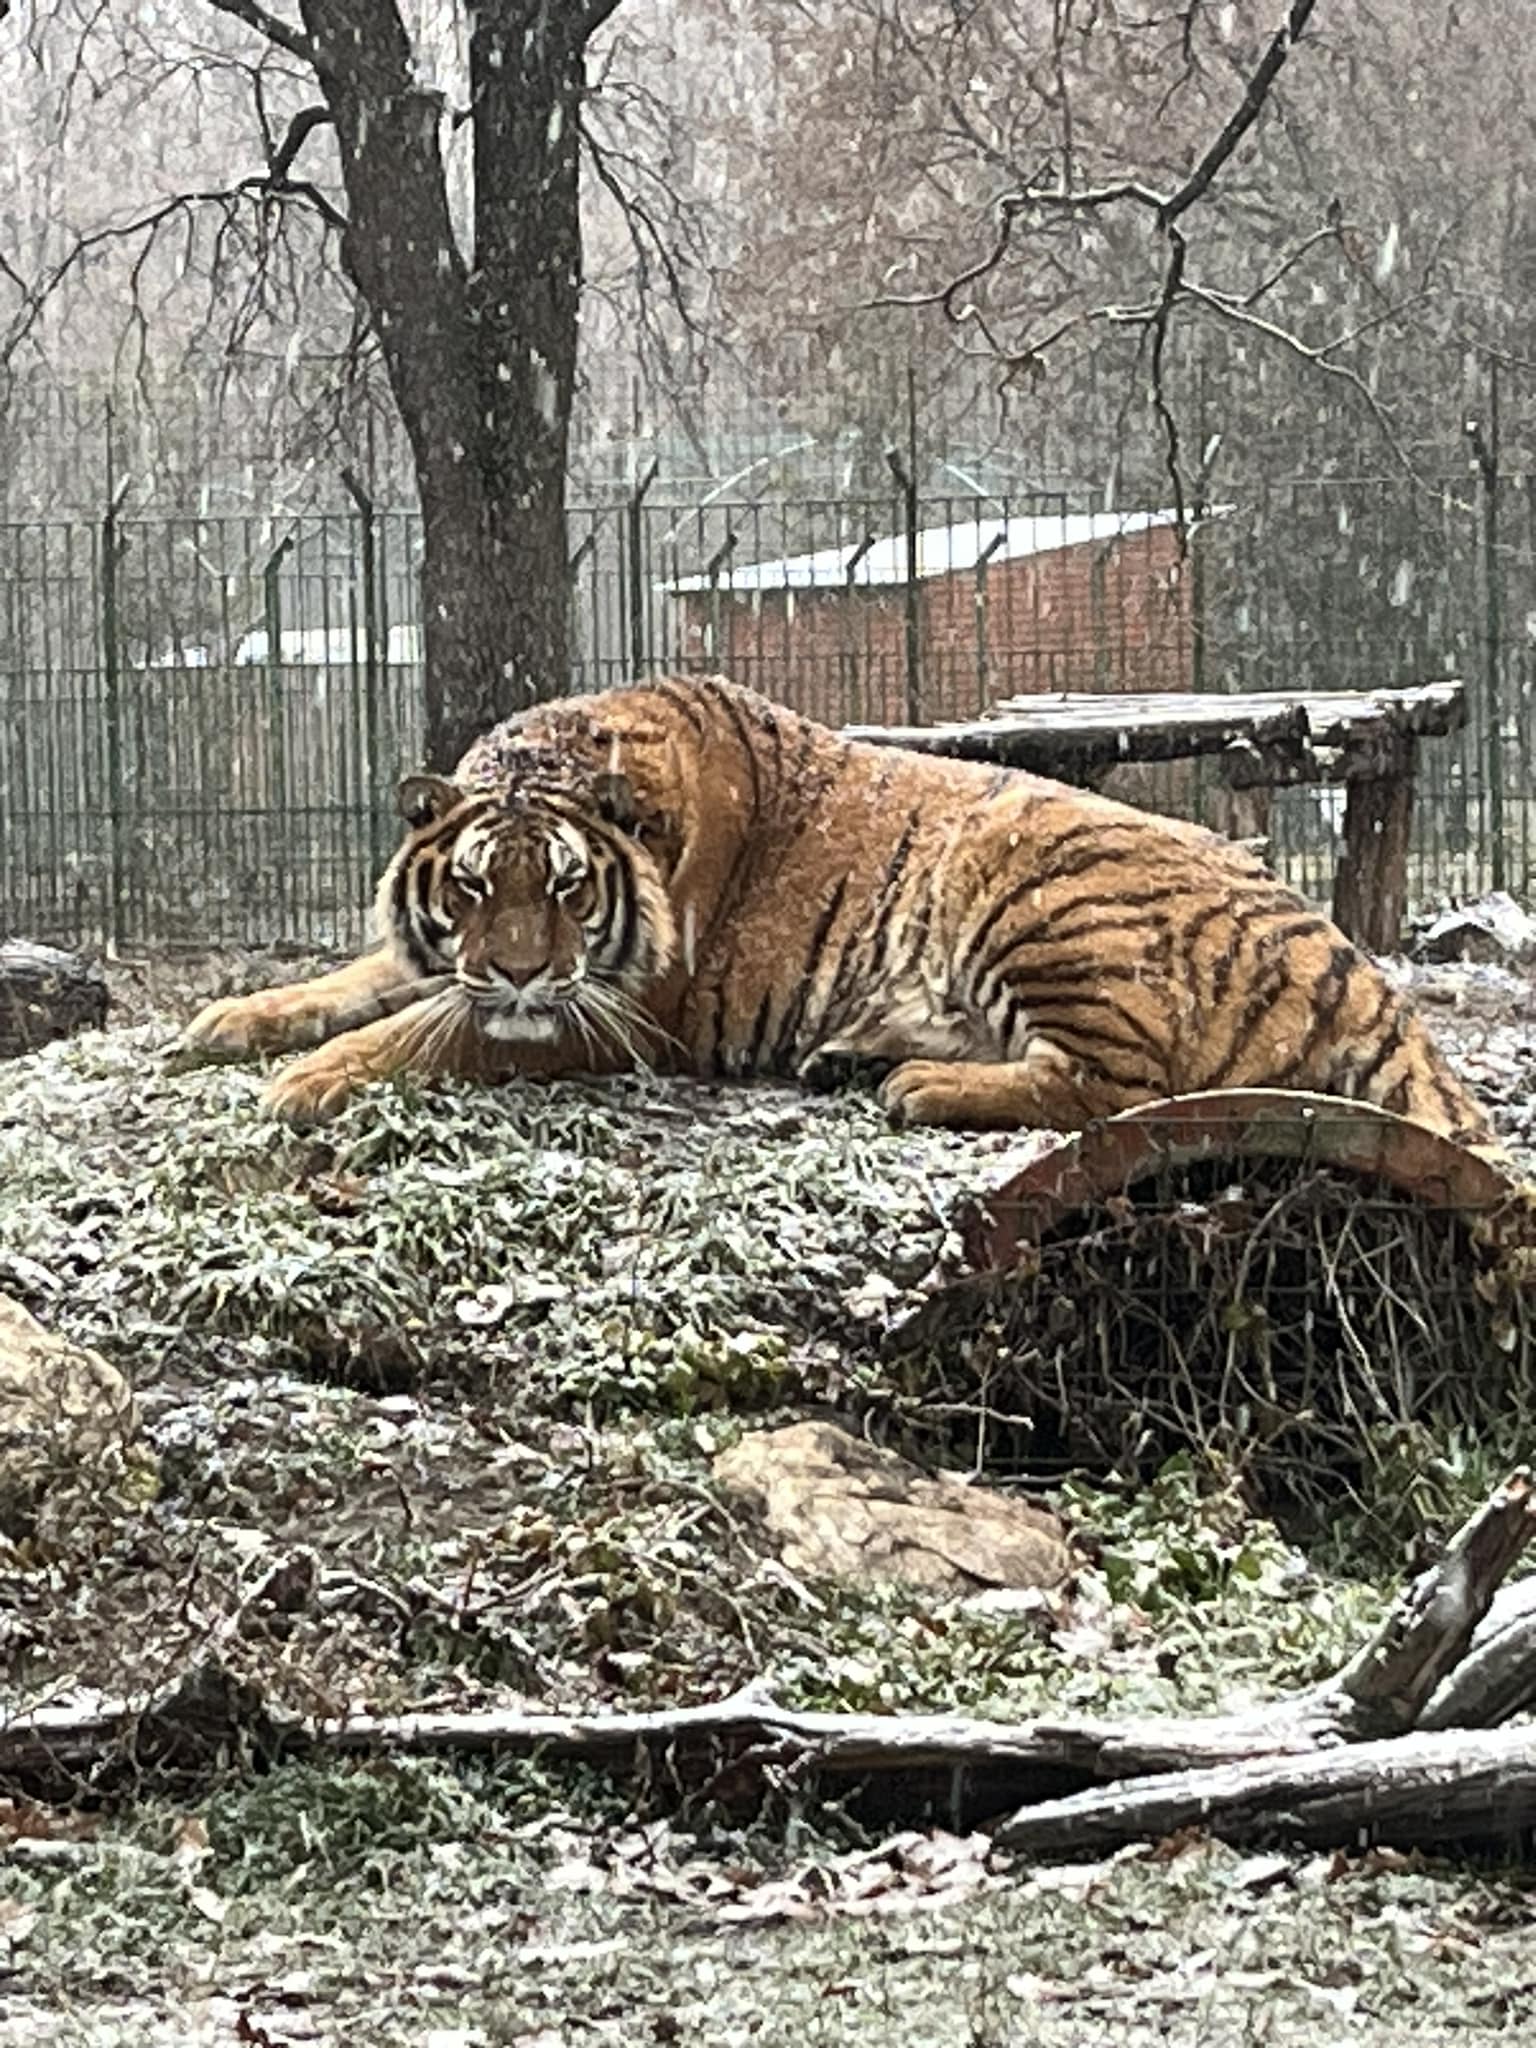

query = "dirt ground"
[3,951,1536,2045]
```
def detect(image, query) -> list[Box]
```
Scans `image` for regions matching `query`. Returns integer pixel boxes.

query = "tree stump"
[0,941,110,1060]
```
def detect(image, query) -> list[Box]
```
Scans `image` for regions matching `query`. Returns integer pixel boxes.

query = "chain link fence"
[1,470,1529,952]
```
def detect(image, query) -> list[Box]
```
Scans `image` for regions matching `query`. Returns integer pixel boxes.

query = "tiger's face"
[380,768,678,1052]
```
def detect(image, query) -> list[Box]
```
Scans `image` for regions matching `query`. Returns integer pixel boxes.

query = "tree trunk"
[299,0,599,771]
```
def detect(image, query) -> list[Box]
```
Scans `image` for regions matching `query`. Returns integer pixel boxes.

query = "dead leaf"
[1230,1853,1294,1894]
[0,1900,37,1948]
[0,1798,99,1844]
[170,1815,212,1867]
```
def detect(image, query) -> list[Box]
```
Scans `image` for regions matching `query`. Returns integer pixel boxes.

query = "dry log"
[0,1677,1314,1804]
[1322,1466,1536,1733]
[994,1725,1536,1857]
[0,940,109,1059]
[1420,1576,1536,1731]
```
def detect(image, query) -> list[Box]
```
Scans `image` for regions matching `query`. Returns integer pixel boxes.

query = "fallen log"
[6,1471,1536,1850]
[0,940,109,1059]
[993,1724,1536,1858]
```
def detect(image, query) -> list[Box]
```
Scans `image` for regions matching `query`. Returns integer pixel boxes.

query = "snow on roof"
[229,622,422,665]
[664,506,1216,594]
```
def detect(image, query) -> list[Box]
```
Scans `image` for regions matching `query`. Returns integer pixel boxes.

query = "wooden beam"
[843,682,1464,785]
[1333,736,1416,953]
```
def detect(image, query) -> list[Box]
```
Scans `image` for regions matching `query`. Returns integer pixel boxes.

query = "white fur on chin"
[478,1008,561,1044]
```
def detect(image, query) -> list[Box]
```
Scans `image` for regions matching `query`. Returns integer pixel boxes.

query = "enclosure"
[1,458,1532,955]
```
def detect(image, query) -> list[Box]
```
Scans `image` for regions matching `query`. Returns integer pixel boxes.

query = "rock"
[0,1294,147,1537]
[1413,892,1536,967]
[0,941,109,1060]
[713,1421,1074,1594]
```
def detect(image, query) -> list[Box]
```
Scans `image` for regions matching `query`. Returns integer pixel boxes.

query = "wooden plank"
[842,681,1465,779]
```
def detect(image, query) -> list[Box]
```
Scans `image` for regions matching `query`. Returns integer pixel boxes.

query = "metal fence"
[1,472,1530,952]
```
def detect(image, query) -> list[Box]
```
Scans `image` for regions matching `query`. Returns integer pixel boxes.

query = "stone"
[1414,891,1536,967]
[713,1420,1074,1594]
[0,1294,147,1537]
[0,941,110,1060]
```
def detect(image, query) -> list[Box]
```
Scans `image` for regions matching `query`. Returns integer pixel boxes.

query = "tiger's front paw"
[879,1059,981,1130]
[173,989,331,1067]
[262,1048,367,1127]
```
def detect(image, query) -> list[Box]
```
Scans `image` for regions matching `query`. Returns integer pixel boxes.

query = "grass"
[3,987,1535,2043]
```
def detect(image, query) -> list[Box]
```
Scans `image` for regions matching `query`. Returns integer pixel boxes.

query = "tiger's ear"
[593,770,638,833]
[397,773,459,830]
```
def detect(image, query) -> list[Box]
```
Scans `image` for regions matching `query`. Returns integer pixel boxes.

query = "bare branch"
[2,177,343,368]
[268,102,334,182]
[1147,227,1189,530]
[1178,279,1419,477]
[203,0,322,73]
[1159,0,1319,225]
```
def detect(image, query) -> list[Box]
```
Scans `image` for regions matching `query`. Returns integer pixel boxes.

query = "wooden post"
[1333,736,1415,954]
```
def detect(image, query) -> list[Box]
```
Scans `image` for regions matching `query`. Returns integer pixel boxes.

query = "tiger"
[180,672,1494,1149]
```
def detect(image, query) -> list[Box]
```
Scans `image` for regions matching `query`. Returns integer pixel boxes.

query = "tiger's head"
[378,764,679,1054]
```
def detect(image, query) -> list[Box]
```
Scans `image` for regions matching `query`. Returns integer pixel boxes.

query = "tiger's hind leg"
[176,950,443,1066]
[880,1041,1158,1133]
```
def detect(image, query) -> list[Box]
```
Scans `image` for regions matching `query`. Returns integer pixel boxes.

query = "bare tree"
[8,0,630,769]
[682,0,1536,491]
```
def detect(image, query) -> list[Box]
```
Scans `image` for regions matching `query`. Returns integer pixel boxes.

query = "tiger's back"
[621,683,1488,1144]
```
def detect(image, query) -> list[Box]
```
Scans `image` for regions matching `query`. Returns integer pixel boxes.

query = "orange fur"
[181,675,1493,1145]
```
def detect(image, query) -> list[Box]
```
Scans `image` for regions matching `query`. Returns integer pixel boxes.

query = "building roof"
[664,506,1208,594]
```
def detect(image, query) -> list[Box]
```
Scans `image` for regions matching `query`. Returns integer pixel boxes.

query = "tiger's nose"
[487,960,544,990]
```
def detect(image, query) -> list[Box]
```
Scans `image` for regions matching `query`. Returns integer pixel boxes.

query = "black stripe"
[754,692,788,803]
[744,989,775,1074]
[696,675,764,817]
[603,847,637,965]
[956,823,1151,978]
[775,875,850,1064]
[1203,934,1292,1086]
[975,911,1174,1007]
[648,678,710,737]
[708,979,730,1074]
[996,987,1169,1059]
[859,807,925,983]
[1291,944,1357,1070]
[1351,1014,1407,1098]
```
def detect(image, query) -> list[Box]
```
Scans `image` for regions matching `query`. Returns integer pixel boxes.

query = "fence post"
[842,533,877,721]
[884,446,923,724]
[261,535,295,855]
[973,530,1006,714]
[626,460,659,681]
[1465,365,1505,894]
[703,531,738,669]
[343,469,385,873]
[99,472,130,953]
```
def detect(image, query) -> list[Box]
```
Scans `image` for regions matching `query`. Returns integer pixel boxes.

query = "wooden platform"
[843,681,1466,953]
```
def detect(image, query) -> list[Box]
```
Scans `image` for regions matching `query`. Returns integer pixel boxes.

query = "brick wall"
[672,523,1196,728]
